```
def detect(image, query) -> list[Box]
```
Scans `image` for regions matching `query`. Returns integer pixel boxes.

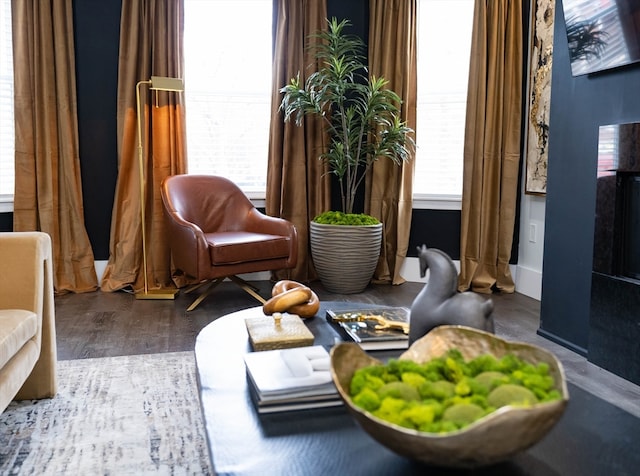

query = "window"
[0,0,14,208]
[183,0,272,198]
[184,0,474,205]
[414,0,474,207]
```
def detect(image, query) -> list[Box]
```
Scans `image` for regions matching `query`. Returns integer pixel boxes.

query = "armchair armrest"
[0,232,57,400]
[245,208,296,236]
[245,209,298,267]
[164,209,210,279]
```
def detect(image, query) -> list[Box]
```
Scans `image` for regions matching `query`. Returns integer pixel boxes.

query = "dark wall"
[539,0,640,354]
[327,0,368,39]
[0,0,121,246]
[0,212,11,231]
[73,0,121,259]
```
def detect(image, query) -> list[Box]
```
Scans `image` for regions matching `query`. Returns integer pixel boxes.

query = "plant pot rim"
[311,220,383,228]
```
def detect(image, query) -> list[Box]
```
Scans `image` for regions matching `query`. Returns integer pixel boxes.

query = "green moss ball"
[441,403,485,427]
[475,371,509,391]
[377,381,420,401]
[488,384,538,408]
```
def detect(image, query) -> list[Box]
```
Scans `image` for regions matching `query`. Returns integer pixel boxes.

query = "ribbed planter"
[309,221,383,294]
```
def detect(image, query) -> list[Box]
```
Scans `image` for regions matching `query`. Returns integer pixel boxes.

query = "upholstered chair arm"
[0,232,57,401]
[245,209,298,267]
[163,208,210,279]
[244,208,293,235]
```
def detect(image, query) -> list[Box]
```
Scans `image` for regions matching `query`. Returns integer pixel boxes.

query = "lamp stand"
[135,78,182,300]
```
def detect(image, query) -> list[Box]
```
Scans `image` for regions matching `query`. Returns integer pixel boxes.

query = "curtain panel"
[458,0,523,294]
[266,0,330,283]
[101,0,186,292]
[367,0,418,286]
[12,0,98,294]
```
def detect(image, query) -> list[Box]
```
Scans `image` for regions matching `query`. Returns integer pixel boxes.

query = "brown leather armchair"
[161,174,298,311]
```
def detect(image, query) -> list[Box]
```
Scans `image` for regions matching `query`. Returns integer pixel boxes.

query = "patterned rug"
[0,352,213,475]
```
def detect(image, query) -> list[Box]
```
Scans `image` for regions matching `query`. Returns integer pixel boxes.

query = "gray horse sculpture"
[409,245,495,344]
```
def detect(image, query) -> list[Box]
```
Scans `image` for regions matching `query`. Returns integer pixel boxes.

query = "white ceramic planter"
[309,221,383,294]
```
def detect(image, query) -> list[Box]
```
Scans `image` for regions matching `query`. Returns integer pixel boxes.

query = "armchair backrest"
[163,174,255,232]
[0,232,50,315]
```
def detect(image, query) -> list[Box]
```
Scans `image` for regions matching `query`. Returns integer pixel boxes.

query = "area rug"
[0,352,213,475]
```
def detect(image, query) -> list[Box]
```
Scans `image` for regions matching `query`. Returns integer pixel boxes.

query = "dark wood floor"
[55,280,430,360]
[54,279,640,417]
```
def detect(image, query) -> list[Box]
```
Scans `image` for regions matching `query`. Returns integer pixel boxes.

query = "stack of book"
[326,307,410,351]
[244,345,342,413]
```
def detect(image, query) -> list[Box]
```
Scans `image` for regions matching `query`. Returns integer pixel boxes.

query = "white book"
[244,345,339,404]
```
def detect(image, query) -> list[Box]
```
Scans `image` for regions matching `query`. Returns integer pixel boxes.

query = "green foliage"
[279,17,415,215]
[400,371,428,389]
[467,354,500,375]
[401,402,438,430]
[352,387,380,412]
[372,397,409,427]
[313,210,380,226]
[348,349,563,434]
[349,368,387,395]
[419,380,456,400]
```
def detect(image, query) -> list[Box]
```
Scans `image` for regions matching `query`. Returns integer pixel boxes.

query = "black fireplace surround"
[590,122,640,385]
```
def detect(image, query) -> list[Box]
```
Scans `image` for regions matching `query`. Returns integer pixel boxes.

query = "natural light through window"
[414,0,474,204]
[1,1,474,208]
[183,0,272,197]
[0,0,14,203]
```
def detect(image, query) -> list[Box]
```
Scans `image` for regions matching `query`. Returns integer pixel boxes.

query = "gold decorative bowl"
[330,325,569,468]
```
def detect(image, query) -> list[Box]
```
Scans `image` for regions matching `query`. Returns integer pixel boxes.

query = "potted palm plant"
[279,17,414,293]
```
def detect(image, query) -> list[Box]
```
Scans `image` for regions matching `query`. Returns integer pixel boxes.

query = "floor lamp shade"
[135,76,184,299]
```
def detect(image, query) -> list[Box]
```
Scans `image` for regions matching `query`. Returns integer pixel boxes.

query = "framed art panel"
[525,0,555,195]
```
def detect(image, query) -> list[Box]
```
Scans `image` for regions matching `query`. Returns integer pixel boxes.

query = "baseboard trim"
[537,328,588,357]
[514,265,542,300]
[94,258,542,302]
[400,258,540,300]
[95,260,108,282]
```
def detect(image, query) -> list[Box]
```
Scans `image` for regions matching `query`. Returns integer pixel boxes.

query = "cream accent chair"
[0,232,57,413]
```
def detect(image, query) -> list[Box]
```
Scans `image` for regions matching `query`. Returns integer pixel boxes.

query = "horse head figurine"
[409,245,495,344]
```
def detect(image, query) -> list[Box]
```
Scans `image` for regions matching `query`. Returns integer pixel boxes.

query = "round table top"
[194,302,420,476]
[193,303,640,476]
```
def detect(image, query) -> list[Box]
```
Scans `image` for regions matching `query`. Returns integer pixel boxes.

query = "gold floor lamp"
[135,76,184,300]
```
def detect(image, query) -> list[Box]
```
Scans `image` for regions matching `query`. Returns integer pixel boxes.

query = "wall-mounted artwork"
[562,0,640,77]
[525,0,555,195]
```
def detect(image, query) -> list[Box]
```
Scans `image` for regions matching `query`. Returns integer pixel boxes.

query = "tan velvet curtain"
[367,0,417,285]
[101,0,186,292]
[267,0,330,283]
[12,0,98,294]
[458,0,523,294]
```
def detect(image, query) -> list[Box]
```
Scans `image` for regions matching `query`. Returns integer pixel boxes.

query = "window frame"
[412,0,474,211]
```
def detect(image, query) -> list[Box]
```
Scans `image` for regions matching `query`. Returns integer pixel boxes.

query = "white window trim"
[412,194,462,211]
[0,195,12,213]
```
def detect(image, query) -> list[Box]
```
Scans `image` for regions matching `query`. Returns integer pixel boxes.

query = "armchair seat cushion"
[0,310,38,369]
[206,232,291,265]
